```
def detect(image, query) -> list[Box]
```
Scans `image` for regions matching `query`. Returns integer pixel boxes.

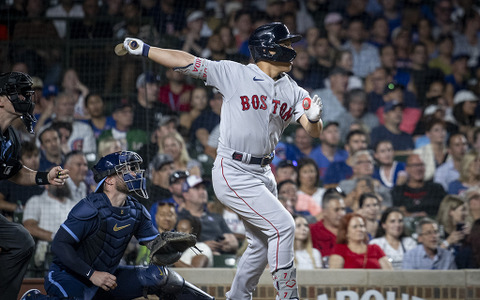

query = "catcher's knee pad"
[272,264,298,300]
[137,265,168,287]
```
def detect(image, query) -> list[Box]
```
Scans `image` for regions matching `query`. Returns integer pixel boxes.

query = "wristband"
[142,44,151,57]
[35,172,50,185]
[307,118,320,124]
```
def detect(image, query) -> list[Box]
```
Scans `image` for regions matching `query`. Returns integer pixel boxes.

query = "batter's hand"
[123,37,149,56]
[47,166,69,185]
[303,95,322,122]
[90,271,117,291]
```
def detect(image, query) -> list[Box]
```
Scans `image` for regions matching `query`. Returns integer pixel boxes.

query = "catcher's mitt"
[147,231,197,265]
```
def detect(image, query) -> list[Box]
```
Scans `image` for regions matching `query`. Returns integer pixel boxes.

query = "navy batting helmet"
[248,22,302,63]
[0,72,36,134]
[93,151,148,199]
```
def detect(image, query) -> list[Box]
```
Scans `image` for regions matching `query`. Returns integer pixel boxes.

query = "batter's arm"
[9,165,69,186]
[299,115,323,139]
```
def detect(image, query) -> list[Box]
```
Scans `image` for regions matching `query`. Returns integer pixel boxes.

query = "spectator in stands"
[323,12,344,51]
[60,69,90,119]
[310,191,347,258]
[391,27,412,70]
[37,93,96,155]
[328,50,363,90]
[277,179,319,222]
[149,170,188,214]
[434,132,469,190]
[452,90,480,139]
[323,129,368,187]
[310,121,348,181]
[329,213,393,269]
[407,42,445,107]
[179,86,208,138]
[158,68,194,113]
[190,89,221,154]
[50,121,73,156]
[310,36,334,87]
[297,158,325,207]
[294,215,322,269]
[403,218,457,269]
[288,126,318,162]
[337,88,379,142]
[368,17,390,49]
[365,67,390,109]
[233,9,253,57]
[370,101,415,151]
[146,154,174,208]
[63,151,88,202]
[357,192,381,239]
[275,160,298,184]
[413,118,448,181]
[339,150,393,209]
[445,54,471,103]
[374,82,421,135]
[69,0,113,40]
[159,132,201,177]
[181,10,209,57]
[342,17,381,79]
[288,47,320,93]
[151,0,185,37]
[99,0,122,18]
[373,140,407,189]
[97,137,122,158]
[370,207,417,270]
[448,152,480,195]
[312,67,349,123]
[178,175,238,255]
[176,215,213,267]
[455,218,480,269]
[465,187,480,221]
[392,153,447,218]
[133,72,172,134]
[470,127,480,155]
[98,100,148,152]
[38,127,64,172]
[46,0,84,39]
[0,142,44,219]
[437,195,468,250]
[23,182,74,267]
[453,10,480,69]
[82,93,115,139]
[415,18,436,58]
[428,34,455,75]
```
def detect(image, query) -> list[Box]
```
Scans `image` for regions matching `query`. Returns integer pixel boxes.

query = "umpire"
[0,72,69,300]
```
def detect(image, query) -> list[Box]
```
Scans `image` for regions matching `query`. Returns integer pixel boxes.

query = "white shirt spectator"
[369,236,417,270]
[46,3,84,38]
[294,248,322,269]
[179,242,213,267]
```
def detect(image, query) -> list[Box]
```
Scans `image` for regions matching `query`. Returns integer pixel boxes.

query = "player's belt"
[232,152,274,167]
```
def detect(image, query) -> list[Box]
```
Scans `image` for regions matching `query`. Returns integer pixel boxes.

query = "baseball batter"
[121,22,323,300]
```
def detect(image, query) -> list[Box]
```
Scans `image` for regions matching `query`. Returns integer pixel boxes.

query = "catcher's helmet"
[0,72,36,134]
[248,22,302,63]
[93,151,148,199]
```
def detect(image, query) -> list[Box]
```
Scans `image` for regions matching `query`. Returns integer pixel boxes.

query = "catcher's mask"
[248,22,302,63]
[0,72,36,134]
[93,151,148,199]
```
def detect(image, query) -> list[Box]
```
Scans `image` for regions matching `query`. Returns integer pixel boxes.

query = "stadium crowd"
[1,0,480,275]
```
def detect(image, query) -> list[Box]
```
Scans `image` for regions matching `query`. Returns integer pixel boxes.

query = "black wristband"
[307,118,320,124]
[35,172,50,185]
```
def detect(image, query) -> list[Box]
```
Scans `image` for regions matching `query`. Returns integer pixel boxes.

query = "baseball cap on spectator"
[451,53,470,63]
[277,159,297,170]
[323,121,340,130]
[136,72,160,89]
[157,114,179,128]
[169,170,189,185]
[186,10,204,23]
[329,67,352,77]
[42,84,58,98]
[150,153,173,171]
[156,197,176,206]
[113,98,134,112]
[182,175,209,193]
[453,90,479,105]
[383,82,404,95]
[31,77,43,90]
[423,104,442,116]
[384,100,403,113]
[324,12,343,26]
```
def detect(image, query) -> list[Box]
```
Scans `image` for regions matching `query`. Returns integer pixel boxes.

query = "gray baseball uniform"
[200,58,306,299]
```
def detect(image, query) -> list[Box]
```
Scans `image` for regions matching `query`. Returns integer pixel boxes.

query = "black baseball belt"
[232,152,274,167]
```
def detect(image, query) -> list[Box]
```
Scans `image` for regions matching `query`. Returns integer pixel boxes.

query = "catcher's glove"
[147,231,197,265]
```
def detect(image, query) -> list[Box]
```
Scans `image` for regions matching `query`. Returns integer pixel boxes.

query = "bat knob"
[130,41,138,49]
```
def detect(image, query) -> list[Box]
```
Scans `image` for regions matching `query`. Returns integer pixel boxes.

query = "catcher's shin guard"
[272,264,299,300]
[156,268,215,300]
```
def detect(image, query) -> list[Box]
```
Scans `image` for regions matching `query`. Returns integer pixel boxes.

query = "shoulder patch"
[70,199,98,220]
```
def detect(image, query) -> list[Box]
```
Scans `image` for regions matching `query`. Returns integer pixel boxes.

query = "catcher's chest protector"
[78,194,142,273]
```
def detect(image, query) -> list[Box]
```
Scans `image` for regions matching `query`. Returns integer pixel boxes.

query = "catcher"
[21,151,214,300]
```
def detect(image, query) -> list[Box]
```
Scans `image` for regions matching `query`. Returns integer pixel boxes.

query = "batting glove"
[303,95,323,123]
[123,37,150,57]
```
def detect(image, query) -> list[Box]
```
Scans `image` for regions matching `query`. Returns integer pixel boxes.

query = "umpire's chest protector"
[77,193,142,273]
